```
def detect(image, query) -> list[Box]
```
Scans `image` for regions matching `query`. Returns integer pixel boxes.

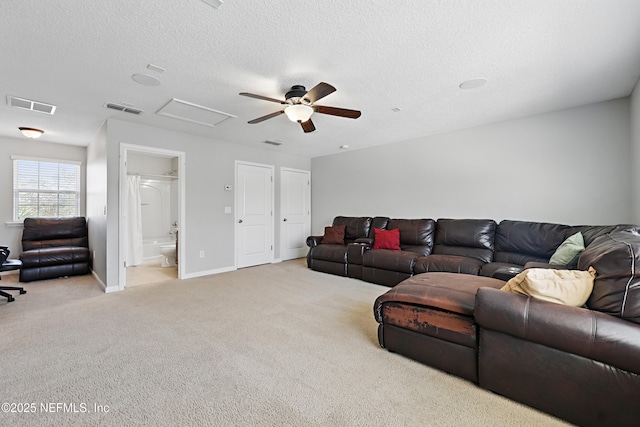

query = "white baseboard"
[181,265,237,280]
[91,270,110,292]
[272,258,282,263]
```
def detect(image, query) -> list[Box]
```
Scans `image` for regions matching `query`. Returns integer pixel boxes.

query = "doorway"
[119,144,186,289]
[235,161,274,268]
[280,168,311,261]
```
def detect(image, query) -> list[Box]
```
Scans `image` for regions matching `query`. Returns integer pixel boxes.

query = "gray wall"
[311,98,632,233]
[0,136,86,258]
[86,123,108,287]
[88,118,311,289]
[631,81,640,223]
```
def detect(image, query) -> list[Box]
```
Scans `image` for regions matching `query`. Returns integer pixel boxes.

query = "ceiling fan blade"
[239,92,286,104]
[300,119,316,133]
[248,110,285,124]
[314,105,361,119]
[302,82,336,104]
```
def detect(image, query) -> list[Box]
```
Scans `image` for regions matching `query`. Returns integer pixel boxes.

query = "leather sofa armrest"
[354,237,373,247]
[306,235,323,248]
[475,287,640,375]
[347,242,370,265]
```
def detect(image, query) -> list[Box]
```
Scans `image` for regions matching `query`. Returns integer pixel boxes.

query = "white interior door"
[280,168,311,261]
[236,162,274,268]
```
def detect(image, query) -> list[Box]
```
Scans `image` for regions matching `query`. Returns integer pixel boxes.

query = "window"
[12,156,81,221]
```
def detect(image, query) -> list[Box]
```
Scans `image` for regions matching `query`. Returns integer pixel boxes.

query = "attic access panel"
[157,98,236,128]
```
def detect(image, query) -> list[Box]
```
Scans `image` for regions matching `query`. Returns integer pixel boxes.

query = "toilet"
[159,243,176,267]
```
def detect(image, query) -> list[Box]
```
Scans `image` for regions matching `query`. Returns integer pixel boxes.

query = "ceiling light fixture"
[18,127,44,139]
[284,104,313,123]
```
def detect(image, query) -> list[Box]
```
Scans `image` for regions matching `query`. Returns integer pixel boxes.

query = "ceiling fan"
[239,82,361,133]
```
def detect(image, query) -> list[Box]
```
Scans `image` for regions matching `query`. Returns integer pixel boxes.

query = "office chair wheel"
[7,295,14,302]
[20,289,26,294]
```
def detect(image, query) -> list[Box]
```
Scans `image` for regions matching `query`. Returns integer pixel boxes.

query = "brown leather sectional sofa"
[307,216,640,426]
[306,216,627,286]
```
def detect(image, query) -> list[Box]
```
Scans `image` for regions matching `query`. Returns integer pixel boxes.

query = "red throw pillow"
[321,225,346,244]
[373,228,401,250]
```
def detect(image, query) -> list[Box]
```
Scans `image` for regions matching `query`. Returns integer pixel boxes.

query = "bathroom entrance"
[119,144,185,289]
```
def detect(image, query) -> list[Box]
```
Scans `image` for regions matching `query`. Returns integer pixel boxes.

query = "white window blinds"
[12,156,80,221]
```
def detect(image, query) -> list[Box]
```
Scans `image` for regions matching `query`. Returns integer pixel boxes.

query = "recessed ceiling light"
[391,107,402,113]
[132,73,161,87]
[459,78,487,90]
[340,145,349,149]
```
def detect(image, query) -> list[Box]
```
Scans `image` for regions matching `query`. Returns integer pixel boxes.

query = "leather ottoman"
[373,272,505,382]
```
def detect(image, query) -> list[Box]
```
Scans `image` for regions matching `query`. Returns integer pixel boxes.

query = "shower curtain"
[126,175,144,266]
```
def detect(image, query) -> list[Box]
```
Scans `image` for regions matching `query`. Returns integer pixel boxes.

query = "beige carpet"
[0,260,569,426]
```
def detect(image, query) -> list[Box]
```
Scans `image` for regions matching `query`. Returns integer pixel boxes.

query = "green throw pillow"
[549,232,585,268]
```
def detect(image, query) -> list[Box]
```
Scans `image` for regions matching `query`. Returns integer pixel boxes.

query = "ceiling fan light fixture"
[19,127,44,138]
[284,104,313,123]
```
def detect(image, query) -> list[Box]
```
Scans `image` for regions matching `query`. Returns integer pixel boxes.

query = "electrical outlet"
[199,250,205,258]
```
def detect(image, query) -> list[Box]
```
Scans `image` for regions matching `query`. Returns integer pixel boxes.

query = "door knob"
[238,219,243,223]
[283,218,287,222]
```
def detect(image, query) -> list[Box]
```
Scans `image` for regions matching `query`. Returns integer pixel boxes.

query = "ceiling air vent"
[105,102,143,115]
[7,96,57,114]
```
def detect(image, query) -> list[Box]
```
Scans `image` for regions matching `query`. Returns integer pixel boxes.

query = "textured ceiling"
[2,0,640,158]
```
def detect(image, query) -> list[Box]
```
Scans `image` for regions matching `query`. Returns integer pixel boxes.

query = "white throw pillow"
[501,267,595,307]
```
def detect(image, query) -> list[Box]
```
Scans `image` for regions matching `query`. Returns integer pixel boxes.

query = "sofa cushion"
[480,262,524,279]
[549,232,585,268]
[375,272,505,319]
[332,216,372,244]
[494,220,570,265]
[501,267,595,307]
[414,255,485,275]
[386,218,436,256]
[20,246,90,268]
[566,224,635,246]
[363,249,419,274]
[22,217,89,250]
[321,225,345,244]
[578,229,640,323]
[307,244,347,263]
[373,228,401,250]
[432,218,496,263]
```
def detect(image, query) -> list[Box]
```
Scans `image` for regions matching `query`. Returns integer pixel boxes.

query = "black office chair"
[0,246,25,302]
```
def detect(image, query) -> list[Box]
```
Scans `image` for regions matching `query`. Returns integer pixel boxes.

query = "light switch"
[224,206,232,214]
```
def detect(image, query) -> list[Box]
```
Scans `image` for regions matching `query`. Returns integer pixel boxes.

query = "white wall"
[93,119,310,289]
[0,136,86,258]
[631,80,640,223]
[311,98,633,233]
